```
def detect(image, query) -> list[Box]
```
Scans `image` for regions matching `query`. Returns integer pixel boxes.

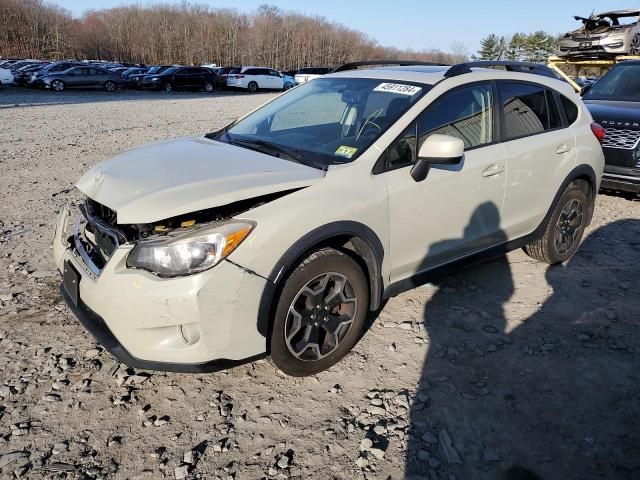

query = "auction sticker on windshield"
[373,83,422,96]
[335,145,358,158]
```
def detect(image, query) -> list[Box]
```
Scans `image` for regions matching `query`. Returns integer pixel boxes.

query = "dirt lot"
[0,86,639,480]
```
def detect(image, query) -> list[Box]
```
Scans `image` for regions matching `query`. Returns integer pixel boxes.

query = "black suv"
[583,61,640,193]
[140,66,218,92]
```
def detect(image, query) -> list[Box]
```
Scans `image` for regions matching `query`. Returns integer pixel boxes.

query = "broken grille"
[602,127,640,151]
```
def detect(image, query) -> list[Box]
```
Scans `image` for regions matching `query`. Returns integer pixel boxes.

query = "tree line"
[0,0,465,69]
[474,32,558,63]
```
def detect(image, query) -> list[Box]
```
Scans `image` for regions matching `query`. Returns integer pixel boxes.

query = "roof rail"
[331,60,449,73]
[444,61,558,79]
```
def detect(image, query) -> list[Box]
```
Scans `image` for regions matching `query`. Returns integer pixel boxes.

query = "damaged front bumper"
[54,204,270,371]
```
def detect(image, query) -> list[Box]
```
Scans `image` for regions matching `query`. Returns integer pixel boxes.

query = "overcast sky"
[52,0,630,54]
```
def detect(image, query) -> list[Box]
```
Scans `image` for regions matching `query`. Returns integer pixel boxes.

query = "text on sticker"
[373,83,422,96]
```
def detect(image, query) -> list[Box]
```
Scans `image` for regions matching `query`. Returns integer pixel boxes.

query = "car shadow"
[404,210,640,479]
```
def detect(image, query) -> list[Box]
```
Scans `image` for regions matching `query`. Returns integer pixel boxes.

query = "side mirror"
[410,134,464,182]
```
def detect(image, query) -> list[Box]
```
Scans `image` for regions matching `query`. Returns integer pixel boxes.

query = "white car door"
[267,69,284,89]
[383,83,508,284]
[497,81,578,240]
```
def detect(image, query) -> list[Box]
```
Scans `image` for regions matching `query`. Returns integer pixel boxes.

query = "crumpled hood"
[76,136,324,224]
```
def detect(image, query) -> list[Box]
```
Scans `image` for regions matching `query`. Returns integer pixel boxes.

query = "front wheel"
[51,80,65,91]
[523,182,590,264]
[104,80,116,92]
[163,82,172,92]
[247,81,258,93]
[269,248,369,376]
[203,81,213,93]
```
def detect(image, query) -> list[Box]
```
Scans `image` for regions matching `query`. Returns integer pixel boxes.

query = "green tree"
[522,31,556,63]
[505,33,527,61]
[474,34,507,60]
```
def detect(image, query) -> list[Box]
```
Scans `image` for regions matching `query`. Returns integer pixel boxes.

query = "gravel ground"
[0,86,639,480]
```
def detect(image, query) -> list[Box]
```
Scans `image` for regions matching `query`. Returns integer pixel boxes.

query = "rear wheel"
[247,81,258,93]
[51,80,65,91]
[269,248,369,376]
[523,182,590,264]
[630,33,640,56]
[104,80,116,92]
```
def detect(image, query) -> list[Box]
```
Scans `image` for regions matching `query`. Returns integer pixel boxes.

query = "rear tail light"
[591,122,605,144]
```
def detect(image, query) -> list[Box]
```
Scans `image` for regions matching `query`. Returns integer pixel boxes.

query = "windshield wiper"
[227,137,305,164]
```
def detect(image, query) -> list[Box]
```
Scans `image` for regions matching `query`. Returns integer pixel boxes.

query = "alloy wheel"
[630,34,640,56]
[284,272,358,361]
[204,82,213,92]
[105,81,116,92]
[554,198,584,255]
[52,80,64,91]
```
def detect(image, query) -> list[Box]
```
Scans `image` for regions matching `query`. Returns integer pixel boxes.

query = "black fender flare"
[256,221,385,339]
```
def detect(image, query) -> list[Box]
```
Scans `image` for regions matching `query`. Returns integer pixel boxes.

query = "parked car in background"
[128,65,172,88]
[7,60,43,72]
[55,61,604,376]
[140,66,218,92]
[294,67,332,85]
[0,67,14,86]
[13,62,50,86]
[282,73,295,90]
[120,67,148,87]
[29,61,84,88]
[216,66,242,88]
[227,67,285,92]
[558,10,640,58]
[281,69,298,78]
[42,66,124,91]
[583,60,640,193]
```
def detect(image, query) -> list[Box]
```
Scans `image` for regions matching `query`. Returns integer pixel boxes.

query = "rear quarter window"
[499,82,564,140]
[560,95,579,125]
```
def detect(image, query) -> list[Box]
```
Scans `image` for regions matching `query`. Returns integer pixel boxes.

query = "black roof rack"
[444,61,558,79]
[331,60,449,73]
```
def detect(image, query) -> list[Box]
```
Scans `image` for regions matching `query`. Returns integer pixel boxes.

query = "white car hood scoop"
[76,136,324,224]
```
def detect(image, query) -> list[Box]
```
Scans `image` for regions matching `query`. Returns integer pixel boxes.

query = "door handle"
[482,164,504,177]
[556,144,572,154]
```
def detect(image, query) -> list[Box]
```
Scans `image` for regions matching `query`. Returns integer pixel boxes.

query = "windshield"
[584,65,640,102]
[159,66,178,75]
[217,77,429,168]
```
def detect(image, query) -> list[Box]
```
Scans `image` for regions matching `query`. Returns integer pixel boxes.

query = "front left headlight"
[127,220,255,277]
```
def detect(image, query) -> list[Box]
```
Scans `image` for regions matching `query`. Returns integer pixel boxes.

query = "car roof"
[326,64,576,96]
[596,10,640,18]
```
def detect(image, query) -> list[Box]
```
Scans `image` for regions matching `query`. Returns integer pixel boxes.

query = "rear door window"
[499,82,563,140]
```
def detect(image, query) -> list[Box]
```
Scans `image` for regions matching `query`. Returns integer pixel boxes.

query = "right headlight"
[126,220,255,277]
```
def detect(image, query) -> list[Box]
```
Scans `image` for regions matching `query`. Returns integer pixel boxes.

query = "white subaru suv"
[54,61,605,377]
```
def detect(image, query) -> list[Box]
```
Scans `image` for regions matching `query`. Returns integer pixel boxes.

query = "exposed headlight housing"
[126,220,255,277]
[150,77,160,81]
[607,41,624,49]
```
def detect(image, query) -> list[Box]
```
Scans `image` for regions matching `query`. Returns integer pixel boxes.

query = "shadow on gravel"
[0,86,276,108]
[405,216,640,479]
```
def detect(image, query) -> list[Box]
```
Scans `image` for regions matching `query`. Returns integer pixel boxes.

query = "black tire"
[104,80,116,92]
[269,248,369,376]
[523,181,590,264]
[203,81,213,93]
[630,33,640,56]
[163,82,172,92]
[247,81,258,93]
[51,80,65,91]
